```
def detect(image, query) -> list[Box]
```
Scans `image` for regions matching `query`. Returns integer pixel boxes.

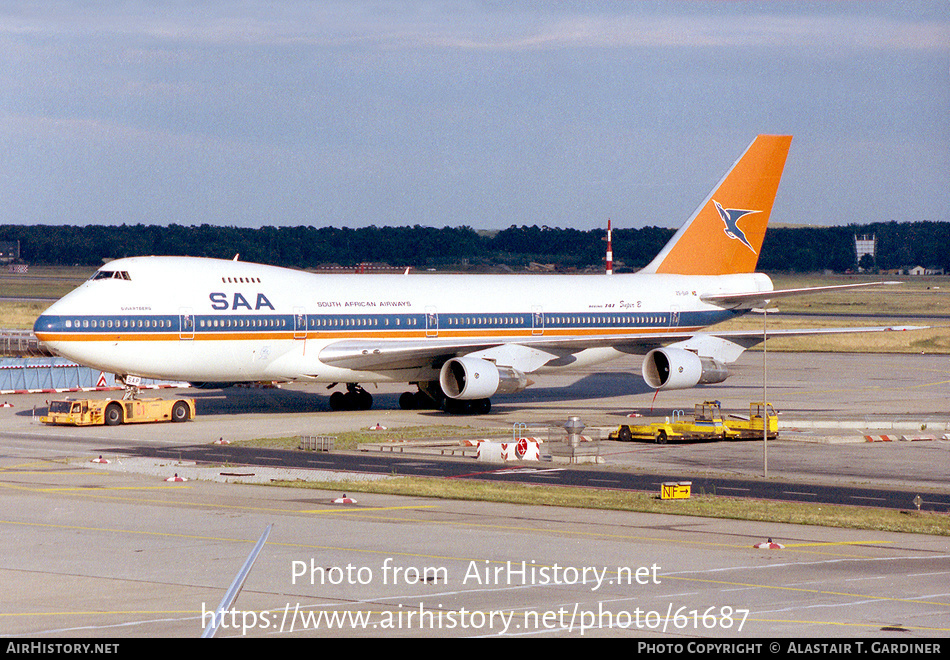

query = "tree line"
[1,221,948,273]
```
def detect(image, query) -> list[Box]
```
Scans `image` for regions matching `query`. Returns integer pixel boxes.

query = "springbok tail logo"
[714,201,759,254]
[641,135,791,275]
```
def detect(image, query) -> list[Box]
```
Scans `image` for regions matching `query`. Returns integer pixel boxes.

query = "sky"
[2,1,948,232]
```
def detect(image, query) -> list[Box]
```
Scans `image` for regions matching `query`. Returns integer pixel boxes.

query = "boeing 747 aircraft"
[33,135,910,413]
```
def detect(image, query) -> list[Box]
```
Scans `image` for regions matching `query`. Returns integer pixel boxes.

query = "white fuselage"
[33,256,772,384]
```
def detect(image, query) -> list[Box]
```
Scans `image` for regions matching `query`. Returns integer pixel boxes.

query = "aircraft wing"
[318,335,664,372]
[318,338,528,371]
[317,323,925,373]
[318,279,915,374]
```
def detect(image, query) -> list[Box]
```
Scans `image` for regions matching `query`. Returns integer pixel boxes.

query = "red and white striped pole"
[605,219,613,275]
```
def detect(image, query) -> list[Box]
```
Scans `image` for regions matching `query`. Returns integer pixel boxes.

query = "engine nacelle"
[439,357,529,400]
[642,348,729,390]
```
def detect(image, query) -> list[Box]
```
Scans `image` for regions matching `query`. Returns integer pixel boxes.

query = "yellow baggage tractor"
[610,401,777,444]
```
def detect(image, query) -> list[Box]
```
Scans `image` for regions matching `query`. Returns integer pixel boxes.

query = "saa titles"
[209,292,276,311]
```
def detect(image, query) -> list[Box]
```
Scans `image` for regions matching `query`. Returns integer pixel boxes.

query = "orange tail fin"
[642,135,792,276]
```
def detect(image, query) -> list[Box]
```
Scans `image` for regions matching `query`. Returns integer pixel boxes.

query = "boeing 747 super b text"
[33,135,911,413]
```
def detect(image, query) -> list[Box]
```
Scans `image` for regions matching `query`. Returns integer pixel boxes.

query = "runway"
[1,351,948,638]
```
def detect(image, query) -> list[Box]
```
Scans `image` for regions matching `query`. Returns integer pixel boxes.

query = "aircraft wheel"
[104,403,123,426]
[400,391,437,410]
[331,388,373,411]
[329,391,347,411]
[441,398,466,414]
[415,391,439,409]
[353,389,373,411]
[171,401,189,422]
[441,398,491,415]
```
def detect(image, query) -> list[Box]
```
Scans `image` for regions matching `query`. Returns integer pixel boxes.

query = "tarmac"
[1,350,948,638]
[3,350,948,491]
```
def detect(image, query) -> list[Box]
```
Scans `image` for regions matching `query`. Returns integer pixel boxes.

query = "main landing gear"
[327,382,491,415]
[443,398,491,414]
[398,382,491,415]
[328,384,373,411]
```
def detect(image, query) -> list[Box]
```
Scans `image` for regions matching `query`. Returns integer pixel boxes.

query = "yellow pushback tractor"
[41,397,196,426]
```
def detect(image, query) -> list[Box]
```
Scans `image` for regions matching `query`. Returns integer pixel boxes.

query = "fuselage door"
[293,307,307,340]
[179,308,194,340]
[669,305,680,329]
[532,306,544,336]
[425,306,439,338]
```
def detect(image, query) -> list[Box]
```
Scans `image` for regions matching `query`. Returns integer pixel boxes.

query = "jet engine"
[439,357,529,400]
[641,347,729,390]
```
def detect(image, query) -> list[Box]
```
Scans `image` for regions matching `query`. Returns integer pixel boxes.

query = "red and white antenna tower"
[605,219,613,275]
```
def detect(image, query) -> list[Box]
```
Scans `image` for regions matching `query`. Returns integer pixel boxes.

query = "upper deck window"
[221,276,262,283]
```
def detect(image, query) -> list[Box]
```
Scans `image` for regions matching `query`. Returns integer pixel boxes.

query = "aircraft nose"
[34,315,48,334]
[33,292,82,344]
[33,314,62,353]
[31,291,93,363]
[34,307,58,336]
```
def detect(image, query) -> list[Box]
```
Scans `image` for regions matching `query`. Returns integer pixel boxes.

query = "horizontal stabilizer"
[709,324,928,352]
[702,281,902,310]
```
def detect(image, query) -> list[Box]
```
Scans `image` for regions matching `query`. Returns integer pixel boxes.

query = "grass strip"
[269,474,950,537]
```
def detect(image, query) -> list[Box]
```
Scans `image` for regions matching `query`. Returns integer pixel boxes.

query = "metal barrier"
[0,357,183,394]
[299,435,335,451]
[0,330,52,357]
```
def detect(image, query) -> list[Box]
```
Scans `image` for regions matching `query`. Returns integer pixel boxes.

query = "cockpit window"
[92,270,131,281]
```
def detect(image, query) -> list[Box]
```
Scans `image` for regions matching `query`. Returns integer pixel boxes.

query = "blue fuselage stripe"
[34,309,738,338]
